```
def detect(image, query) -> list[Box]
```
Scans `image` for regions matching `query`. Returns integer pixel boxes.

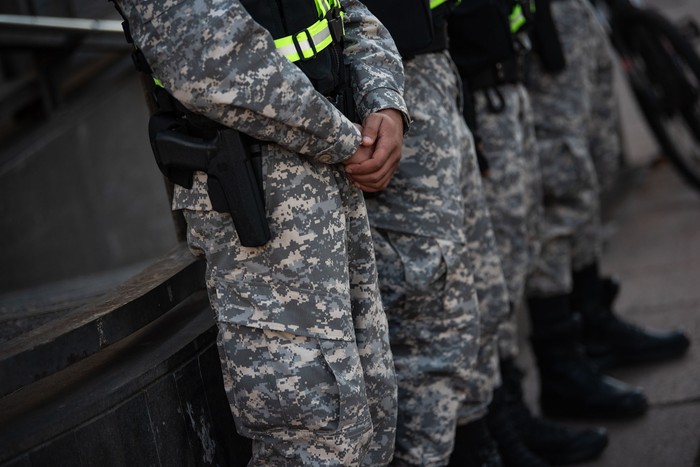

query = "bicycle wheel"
[612,6,700,191]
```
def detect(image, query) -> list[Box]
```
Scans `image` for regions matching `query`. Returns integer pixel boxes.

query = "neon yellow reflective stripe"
[510,4,525,32]
[274,17,336,61]
[314,0,329,18]
[274,0,343,62]
[153,77,164,88]
[510,2,535,32]
[430,0,460,9]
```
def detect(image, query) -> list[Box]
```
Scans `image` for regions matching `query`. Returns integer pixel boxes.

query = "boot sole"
[540,396,648,420]
[588,342,691,369]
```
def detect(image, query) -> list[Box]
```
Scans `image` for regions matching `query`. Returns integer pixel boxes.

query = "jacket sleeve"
[341,0,410,129]
[117,0,362,165]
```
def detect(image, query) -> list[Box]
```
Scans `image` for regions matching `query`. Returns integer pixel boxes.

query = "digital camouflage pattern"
[214,322,374,465]
[118,0,407,170]
[371,229,480,466]
[367,53,508,465]
[185,196,398,465]
[114,0,409,464]
[458,117,511,423]
[457,337,501,425]
[365,52,481,466]
[364,54,467,244]
[587,13,622,194]
[475,83,542,360]
[525,0,611,296]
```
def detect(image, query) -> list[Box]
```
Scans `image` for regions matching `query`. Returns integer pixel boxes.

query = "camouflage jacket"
[114,0,409,210]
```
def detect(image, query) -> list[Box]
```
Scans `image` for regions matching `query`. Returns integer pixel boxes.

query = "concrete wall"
[0,64,179,294]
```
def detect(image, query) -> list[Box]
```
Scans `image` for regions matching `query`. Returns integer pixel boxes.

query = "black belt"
[465,55,525,91]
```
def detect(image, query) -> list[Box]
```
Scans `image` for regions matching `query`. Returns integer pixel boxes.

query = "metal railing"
[0,14,122,34]
[0,14,129,137]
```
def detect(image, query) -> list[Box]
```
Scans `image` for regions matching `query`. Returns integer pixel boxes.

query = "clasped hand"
[343,109,404,192]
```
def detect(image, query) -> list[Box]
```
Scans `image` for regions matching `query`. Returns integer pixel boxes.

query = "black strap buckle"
[326,7,344,43]
[292,29,317,61]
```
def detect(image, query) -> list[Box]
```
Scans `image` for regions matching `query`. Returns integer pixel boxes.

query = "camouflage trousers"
[525,0,616,296]
[368,53,482,466]
[457,125,511,424]
[183,167,397,466]
[372,229,480,466]
[475,83,542,360]
[586,4,622,193]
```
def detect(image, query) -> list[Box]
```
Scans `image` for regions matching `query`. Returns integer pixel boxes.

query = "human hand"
[343,109,404,192]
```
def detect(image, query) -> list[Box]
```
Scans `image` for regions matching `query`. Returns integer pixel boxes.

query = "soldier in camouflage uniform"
[112,0,410,464]
[525,0,688,421]
[472,85,541,363]
[366,52,488,467]
[447,2,616,464]
[454,120,512,442]
[525,0,606,301]
[361,2,511,464]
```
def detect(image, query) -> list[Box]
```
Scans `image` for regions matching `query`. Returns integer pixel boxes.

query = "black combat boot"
[448,417,503,467]
[527,294,648,419]
[486,385,549,467]
[572,262,690,369]
[500,358,609,465]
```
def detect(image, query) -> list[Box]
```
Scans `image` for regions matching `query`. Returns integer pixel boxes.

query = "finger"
[361,113,383,146]
[363,137,402,173]
[353,167,394,191]
[349,148,400,188]
[347,138,398,175]
[370,123,402,165]
[343,143,374,171]
[345,155,383,175]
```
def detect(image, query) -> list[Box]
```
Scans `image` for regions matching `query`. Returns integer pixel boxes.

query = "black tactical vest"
[239,0,344,96]
[363,0,461,59]
[429,1,457,55]
[361,0,435,59]
[448,0,516,76]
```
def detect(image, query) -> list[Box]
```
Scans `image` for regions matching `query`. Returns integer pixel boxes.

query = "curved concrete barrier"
[0,245,252,466]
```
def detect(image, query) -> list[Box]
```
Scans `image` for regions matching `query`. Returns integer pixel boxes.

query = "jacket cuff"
[357,87,411,133]
[307,118,363,164]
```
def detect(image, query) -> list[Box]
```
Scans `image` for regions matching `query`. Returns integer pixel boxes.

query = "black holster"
[149,112,271,247]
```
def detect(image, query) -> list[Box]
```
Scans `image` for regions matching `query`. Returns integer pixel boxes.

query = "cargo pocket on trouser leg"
[375,232,482,465]
[216,323,373,466]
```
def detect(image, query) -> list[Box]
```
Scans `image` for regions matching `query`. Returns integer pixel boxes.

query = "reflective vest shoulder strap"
[274,0,345,62]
